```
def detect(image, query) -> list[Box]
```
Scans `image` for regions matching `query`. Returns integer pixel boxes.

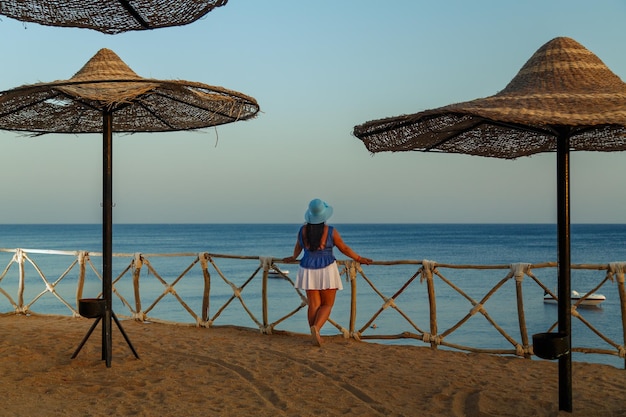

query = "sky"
[1,0,626,224]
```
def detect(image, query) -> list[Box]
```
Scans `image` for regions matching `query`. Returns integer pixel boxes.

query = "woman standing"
[283,198,373,346]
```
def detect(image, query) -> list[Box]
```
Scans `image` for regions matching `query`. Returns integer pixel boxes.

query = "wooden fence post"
[422,260,438,350]
[609,262,626,369]
[199,253,211,325]
[16,249,25,312]
[260,257,271,331]
[349,260,358,337]
[132,253,143,320]
[512,263,531,358]
[76,251,87,306]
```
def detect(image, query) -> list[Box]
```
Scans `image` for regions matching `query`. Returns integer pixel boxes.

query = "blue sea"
[1,223,625,368]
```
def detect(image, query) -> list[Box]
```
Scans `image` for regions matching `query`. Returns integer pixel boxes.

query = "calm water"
[1,223,625,368]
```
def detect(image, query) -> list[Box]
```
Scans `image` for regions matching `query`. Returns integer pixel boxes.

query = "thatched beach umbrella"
[0,48,259,367]
[0,0,228,34]
[353,37,626,411]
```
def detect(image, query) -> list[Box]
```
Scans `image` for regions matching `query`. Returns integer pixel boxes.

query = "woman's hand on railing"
[282,256,297,263]
[357,256,373,265]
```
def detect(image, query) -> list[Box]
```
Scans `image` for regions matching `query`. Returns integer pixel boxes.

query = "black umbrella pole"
[556,133,572,412]
[103,110,113,368]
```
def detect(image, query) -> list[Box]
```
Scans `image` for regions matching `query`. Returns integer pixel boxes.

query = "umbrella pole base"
[71,311,140,362]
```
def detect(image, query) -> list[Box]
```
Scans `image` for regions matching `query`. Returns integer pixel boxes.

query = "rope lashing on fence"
[14,298,30,314]
[470,304,486,315]
[382,297,397,310]
[132,311,147,321]
[420,259,437,283]
[12,248,24,267]
[199,252,209,266]
[228,282,242,298]
[259,256,272,273]
[196,315,214,327]
[423,332,442,345]
[197,319,211,328]
[510,263,531,282]
[515,343,533,357]
[77,250,87,267]
[339,327,350,339]
[607,262,626,283]
[132,252,144,270]
[344,260,360,283]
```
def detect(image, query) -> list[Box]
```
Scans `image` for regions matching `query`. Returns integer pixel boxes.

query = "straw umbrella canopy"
[0,0,228,34]
[353,37,626,411]
[0,48,259,367]
[0,48,259,134]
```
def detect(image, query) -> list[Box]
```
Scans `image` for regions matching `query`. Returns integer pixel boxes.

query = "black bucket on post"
[532,332,569,360]
[73,298,139,361]
[78,298,106,319]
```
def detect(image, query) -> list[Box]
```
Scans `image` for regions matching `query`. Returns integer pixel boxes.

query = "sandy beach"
[0,314,623,417]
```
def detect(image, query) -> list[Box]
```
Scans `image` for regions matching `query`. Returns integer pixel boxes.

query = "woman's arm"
[283,240,302,262]
[332,229,373,265]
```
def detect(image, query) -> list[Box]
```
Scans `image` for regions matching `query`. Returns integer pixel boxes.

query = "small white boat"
[268,268,289,278]
[543,290,606,306]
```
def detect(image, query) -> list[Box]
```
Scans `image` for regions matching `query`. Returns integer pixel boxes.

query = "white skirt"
[295,261,343,290]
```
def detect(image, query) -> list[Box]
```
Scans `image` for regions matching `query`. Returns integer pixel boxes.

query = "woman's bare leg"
[306,290,321,327]
[305,289,337,346]
[313,289,337,331]
[306,290,323,346]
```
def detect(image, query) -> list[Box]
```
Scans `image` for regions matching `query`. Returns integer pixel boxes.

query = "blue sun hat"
[304,198,333,224]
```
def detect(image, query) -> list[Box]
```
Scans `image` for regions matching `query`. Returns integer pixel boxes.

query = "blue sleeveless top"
[298,225,336,269]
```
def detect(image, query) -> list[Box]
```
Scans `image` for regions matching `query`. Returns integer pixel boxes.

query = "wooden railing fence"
[0,247,625,367]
